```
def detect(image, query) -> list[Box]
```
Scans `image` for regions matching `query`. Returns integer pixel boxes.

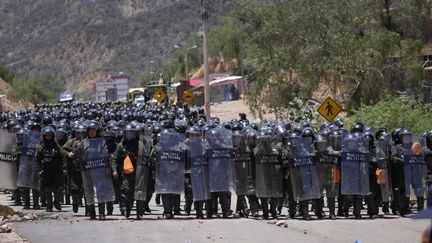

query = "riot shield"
[17,132,41,190]
[341,134,370,196]
[402,134,425,198]
[232,132,250,196]
[0,131,17,190]
[134,140,149,201]
[316,135,340,198]
[79,137,115,205]
[289,136,321,201]
[207,127,233,192]
[375,139,391,202]
[189,138,211,201]
[255,134,283,198]
[155,130,185,194]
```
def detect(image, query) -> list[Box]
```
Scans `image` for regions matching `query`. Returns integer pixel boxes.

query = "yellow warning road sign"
[152,88,166,103]
[317,97,342,122]
[183,90,194,103]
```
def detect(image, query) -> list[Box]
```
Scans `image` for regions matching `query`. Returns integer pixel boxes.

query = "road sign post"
[317,97,342,122]
[152,88,166,103]
[183,90,194,104]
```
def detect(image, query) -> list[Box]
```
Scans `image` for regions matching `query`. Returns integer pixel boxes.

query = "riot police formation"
[0,101,431,222]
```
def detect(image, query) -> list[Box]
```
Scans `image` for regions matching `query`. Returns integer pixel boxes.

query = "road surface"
[0,193,428,243]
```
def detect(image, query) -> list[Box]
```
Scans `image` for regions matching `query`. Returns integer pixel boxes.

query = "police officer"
[110,124,140,218]
[63,124,86,214]
[17,123,42,210]
[185,126,211,219]
[364,129,379,219]
[36,126,66,212]
[77,121,112,220]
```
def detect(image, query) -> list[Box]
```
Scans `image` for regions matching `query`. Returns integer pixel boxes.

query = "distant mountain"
[0,0,237,91]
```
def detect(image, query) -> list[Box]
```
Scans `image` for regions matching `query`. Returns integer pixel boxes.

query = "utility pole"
[202,0,211,118]
[175,42,197,82]
[185,44,189,82]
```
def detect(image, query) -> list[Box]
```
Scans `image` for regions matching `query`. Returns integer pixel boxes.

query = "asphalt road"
[0,193,428,243]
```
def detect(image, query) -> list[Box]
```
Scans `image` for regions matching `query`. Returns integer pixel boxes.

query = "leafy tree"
[207,0,429,118]
[346,96,432,135]
[10,80,56,105]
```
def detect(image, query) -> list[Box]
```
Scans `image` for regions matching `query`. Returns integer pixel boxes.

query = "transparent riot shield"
[375,139,391,202]
[232,131,250,196]
[155,130,185,194]
[0,131,18,190]
[402,133,425,198]
[134,139,149,201]
[189,138,211,201]
[341,134,370,196]
[79,137,115,205]
[254,134,283,198]
[316,135,340,198]
[207,127,233,192]
[17,132,41,190]
[289,136,321,201]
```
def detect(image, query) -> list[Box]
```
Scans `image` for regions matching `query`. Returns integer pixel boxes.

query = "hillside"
[0,0,237,91]
[0,78,26,111]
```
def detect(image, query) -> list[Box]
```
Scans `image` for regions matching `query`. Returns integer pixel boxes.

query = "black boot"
[98,203,106,220]
[270,198,278,219]
[417,197,425,212]
[155,194,161,205]
[40,186,46,207]
[184,198,192,216]
[195,201,204,219]
[13,189,22,206]
[89,205,96,220]
[162,194,174,219]
[313,199,323,219]
[126,206,131,218]
[53,188,62,211]
[261,198,269,220]
[21,188,30,209]
[354,197,362,219]
[381,201,389,214]
[65,193,71,205]
[238,196,249,218]
[107,202,114,215]
[343,196,351,218]
[121,195,131,218]
[32,190,41,210]
[288,199,297,219]
[144,201,151,213]
[136,200,144,219]
[367,193,377,219]
[221,193,230,218]
[45,190,53,212]
[337,195,345,216]
[277,198,283,215]
[248,196,260,218]
[173,194,181,215]
[301,201,311,220]
[328,198,336,220]
[205,199,213,219]
[72,197,79,213]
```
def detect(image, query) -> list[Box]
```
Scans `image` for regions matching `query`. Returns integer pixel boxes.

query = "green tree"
[208,17,250,75]
[346,97,432,135]
[11,80,56,105]
[207,0,428,118]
